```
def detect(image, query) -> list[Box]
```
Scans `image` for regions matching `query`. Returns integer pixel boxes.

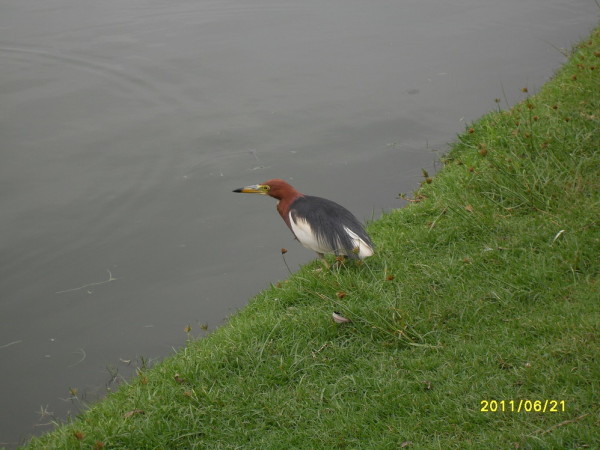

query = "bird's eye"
[262,185,270,191]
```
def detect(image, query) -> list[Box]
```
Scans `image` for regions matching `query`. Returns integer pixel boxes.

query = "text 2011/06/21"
[480,400,566,413]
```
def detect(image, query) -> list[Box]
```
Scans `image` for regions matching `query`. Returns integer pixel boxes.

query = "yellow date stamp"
[480,400,566,413]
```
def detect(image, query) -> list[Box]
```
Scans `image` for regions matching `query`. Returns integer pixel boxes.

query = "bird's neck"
[276,194,303,227]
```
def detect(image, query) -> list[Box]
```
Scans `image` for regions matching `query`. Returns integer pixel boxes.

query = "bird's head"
[233,179,300,200]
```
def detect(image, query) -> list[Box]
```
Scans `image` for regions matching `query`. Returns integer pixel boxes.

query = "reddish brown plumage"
[261,179,304,229]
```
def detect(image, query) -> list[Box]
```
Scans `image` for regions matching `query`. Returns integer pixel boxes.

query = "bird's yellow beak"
[233,184,270,194]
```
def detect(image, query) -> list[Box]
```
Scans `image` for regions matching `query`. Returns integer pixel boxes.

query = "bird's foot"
[333,255,348,269]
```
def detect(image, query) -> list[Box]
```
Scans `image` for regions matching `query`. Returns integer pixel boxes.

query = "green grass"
[25,28,599,449]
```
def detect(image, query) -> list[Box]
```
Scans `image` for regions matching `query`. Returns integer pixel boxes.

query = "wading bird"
[233,179,374,261]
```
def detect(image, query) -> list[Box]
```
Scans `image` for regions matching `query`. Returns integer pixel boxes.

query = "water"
[1,0,597,446]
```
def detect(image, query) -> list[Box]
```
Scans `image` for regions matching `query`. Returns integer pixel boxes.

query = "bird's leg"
[316,252,330,269]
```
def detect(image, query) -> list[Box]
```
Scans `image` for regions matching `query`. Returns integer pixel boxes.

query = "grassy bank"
[26,28,599,449]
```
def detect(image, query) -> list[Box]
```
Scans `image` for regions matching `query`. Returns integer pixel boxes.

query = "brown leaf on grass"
[408,194,426,203]
[123,409,145,418]
[73,431,85,441]
[464,204,474,212]
[174,374,187,384]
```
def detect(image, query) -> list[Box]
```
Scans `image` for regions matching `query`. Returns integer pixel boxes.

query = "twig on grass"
[536,413,590,435]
